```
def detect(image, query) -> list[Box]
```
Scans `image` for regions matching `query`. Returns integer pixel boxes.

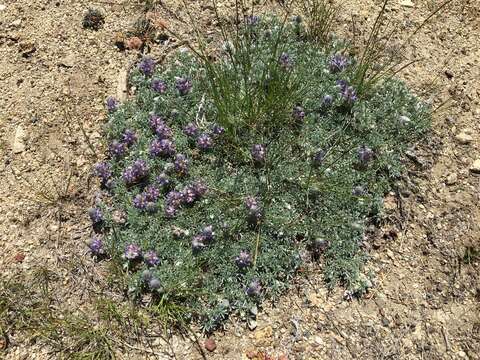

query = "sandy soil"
[0,0,479,359]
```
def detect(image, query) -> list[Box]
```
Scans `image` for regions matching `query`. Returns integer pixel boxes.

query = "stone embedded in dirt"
[400,0,414,7]
[455,131,473,144]
[446,173,457,185]
[126,36,143,50]
[19,41,36,58]
[14,252,25,263]
[0,4,6,11]
[10,18,22,27]
[470,159,480,173]
[445,70,454,79]
[59,54,75,68]
[12,125,26,153]
[204,338,216,352]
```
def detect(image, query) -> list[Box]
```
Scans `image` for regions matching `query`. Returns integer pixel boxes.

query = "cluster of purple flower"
[109,129,137,159]
[156,173,170,189]
[245,196,263,226]
[245,15,260,26]
[357,145,374,165]
[174,154,189,176]
[123,243,160,269]
[93,162,112,183]
[88,207,103,224]
[183,122,199,137]
[251,144,266,164]
[336,80,357,104]
[106,96,119,112]
[151,79,167,94]
[329,54,349,73]
[191,226,214,253]
[246,279,262,296]
[183,122,224,151]
[122,129,137,146]
[123,159,149,184]
[88,236,105,256]
[138,57,156,77]
[149,115,172,139]
[150,138,176,158]
[235,250,252,269]
[196,133,213,151]
[133,185,160,211]
[164,180,207,217]
[175,77,192,96]
[144,250,160,267]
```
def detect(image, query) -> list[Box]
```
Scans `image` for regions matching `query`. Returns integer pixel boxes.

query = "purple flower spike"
[124,244,142,260]
[123,160,149,184]
[329,54,349,73]
[183,122,199,137]
[211,124,225,136]
[122,129,137,146]
[174,154,189,176]
[88,207,103,224]
[144,250,160,267]
[246,279,262,296]
[149,114,165,131]
[93,162,112,181]
[251,144,266,164]
[88,236,105,256]
[235,250,252,269]
[175,77,192,96]
[292,105,305,121]
[245,15,260,26]
[279,52,293,69]
[197,133,213,151]
[182,185,197,204]
[164,205,177,218]
[358,145,374,165]
[106,96,119,112]
[150,138,176,157]
[151,79,167,94]
[144,185,160,202]
[138,57,156,76]
[109,140,126,158]
[245,196,263,225]
[133,193,148,210]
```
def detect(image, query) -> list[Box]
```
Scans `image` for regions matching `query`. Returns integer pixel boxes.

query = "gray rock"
[470,159,480,174]
[12,125,26,153]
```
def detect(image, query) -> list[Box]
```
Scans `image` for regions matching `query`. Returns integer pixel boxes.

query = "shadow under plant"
[89,16,430,331]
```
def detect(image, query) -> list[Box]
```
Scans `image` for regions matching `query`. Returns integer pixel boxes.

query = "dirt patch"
[0,0,479,359]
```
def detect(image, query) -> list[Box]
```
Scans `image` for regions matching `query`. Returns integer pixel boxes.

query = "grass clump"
[90,15,429,331]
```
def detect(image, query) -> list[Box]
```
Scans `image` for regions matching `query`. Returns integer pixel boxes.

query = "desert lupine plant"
[89,15,429,331]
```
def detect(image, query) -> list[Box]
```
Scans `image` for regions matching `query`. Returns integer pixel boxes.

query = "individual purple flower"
[329,54,349,73]
[155,123,172,139]
[88,207,103,224]
[122,129,137,146]
[138,57,156,76]
[133,193,148,210]
[151,79,167,93]
[106,96,119,112]
[312,149,326,168]
[109,140,126,158]
[164,205,177,218]
[124,244,142,260]
[144,185,160,202]
[323,94,333,106]
[93,162,112,181]
[174,154,189,175]
[175,77,192,96]
[192,235,206,253]
[150,138,176,157]
[149,114,165,132]
[144,250,160,266]
[251,144,266,164]
[197,133,213,151]
[279,52,293,69]
[211,124,225,136]
[358,145,374,165]
[183,122,199,137]
[156,173,170,188]
[292,105,305,121]
[235,250,252,269]
[246,279,262,296]
[88,236,105,256]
